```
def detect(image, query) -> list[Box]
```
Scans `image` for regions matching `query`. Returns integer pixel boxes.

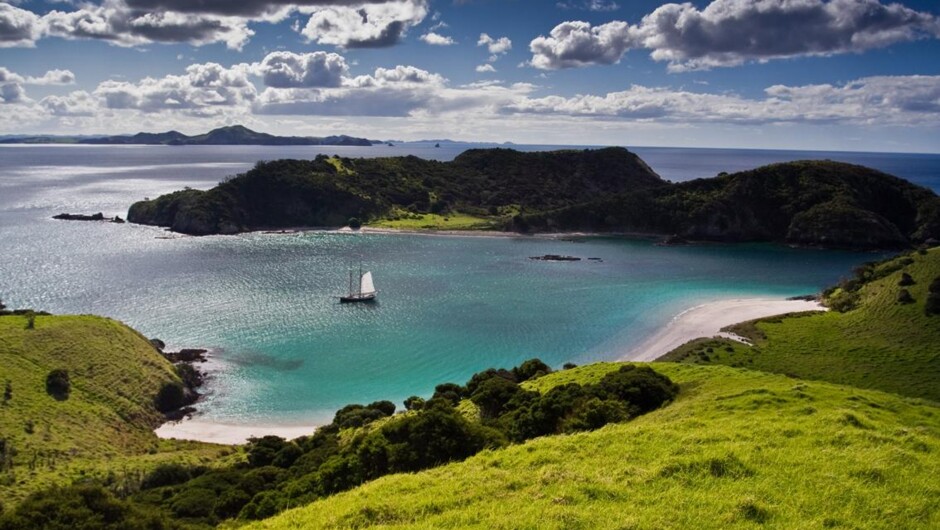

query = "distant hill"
[0,125,373,146]
[127,149,939,248]
[127,147,666,236]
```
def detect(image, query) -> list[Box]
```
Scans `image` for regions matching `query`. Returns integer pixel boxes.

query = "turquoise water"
[0,145,903,425]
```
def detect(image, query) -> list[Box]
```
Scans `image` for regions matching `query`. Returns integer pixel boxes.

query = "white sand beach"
[155,418,318,445]
[620,298,825,362]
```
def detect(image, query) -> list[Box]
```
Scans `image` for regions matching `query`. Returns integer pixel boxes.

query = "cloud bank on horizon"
[1,0,939,152]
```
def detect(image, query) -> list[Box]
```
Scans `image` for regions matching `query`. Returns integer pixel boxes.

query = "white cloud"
[42,3,255,50]
[0,3,42,47]
[475,64,496,73]
[478,33,511,56]
[419,31,455,46]
[26,69,77,86]
[40,91,98,116]
[256,51,348,88]
[530,0,940,71]
[529,20,631,69]
[505,75,940,126]
[298,0,427,48]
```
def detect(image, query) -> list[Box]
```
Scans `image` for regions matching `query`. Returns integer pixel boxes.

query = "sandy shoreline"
[619,297,825,362]
[156,296,824,445]
[156,418,319,445]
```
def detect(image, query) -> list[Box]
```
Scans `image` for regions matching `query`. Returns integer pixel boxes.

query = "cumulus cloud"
[298,0,427,48]
[528,20,630,69]
[26,69,76,86]
[478,33,512,58]
[0,3,42,47]
[419,31,455,45]
[632,0,940,71]
[40,90,98,116]
[505,75,940,126]
[476,64,496,73]
[42,3,255,50]
[0,66,28,104]
[256,51,348,88]
[121,0,398,18]
[530,0,940,71]
[93,62,256,113]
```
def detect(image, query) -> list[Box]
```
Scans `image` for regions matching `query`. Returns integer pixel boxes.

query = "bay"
[2,143,927,425]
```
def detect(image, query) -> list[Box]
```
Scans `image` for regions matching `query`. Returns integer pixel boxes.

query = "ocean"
[2,143,935,425]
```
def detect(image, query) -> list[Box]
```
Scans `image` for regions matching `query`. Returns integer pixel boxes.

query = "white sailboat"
[340,265,377,303]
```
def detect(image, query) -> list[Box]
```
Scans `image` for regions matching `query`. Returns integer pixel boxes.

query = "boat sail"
[340,266,377,303]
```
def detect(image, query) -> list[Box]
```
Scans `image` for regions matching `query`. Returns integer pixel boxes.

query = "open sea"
[2,143,936,425]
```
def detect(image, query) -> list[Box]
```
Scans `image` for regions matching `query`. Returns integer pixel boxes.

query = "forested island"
[127,147,940,249]
[0,125,372,146]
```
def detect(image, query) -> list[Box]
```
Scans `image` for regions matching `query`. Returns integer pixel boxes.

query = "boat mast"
[348,270,354,296]
[358,261,363,297]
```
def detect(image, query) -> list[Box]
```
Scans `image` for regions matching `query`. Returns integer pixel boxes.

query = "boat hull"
[340,293,376,303]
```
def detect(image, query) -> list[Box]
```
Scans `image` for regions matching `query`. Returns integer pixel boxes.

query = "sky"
[1,0,939,152]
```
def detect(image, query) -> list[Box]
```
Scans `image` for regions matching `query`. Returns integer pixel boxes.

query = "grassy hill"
[660,247,940,401]
[247,362,938,529]
[0,314,231,503]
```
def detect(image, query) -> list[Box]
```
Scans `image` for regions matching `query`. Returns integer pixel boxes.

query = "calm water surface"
[2,143,929,424]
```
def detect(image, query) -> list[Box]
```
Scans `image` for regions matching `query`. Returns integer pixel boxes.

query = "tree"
[898,272,915,286]
[403,396,425,411]
[24,311,35,330]
[45,369,70,400]
[897,289,915,304]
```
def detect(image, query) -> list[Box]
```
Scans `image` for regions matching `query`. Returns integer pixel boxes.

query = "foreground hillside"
[0,314,228,503]
[661,247,940,401]
[249,363,938,529]
[127,149,940,248]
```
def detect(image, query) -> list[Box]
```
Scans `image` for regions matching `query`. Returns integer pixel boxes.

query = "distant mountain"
[0,125,373,146]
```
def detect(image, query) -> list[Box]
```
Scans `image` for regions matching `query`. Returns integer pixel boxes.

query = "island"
[0,125,373,147]
[126,147,940,249]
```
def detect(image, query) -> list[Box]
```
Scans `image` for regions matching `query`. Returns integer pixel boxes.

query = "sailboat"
[340,265,377,303]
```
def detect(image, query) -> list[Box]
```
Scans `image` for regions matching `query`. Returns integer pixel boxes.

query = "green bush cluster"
[0,485,176,530]
[93,360,677,528]
[44,369,70,400]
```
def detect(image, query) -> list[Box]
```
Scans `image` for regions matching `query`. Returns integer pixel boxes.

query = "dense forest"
[127,148,940,249]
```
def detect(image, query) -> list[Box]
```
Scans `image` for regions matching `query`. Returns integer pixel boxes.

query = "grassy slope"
[248,363,938,530]
[0,314,231,503]
[368,213,498,230]
[660,248,940,402]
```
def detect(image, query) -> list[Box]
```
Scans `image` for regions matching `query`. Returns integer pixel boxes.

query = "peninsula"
[127,147,940,249]
[0,125,373,147]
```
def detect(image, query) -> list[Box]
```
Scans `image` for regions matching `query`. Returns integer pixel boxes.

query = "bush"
[562,362,577,370]
[898,272,915,286]
[897,289,915,304]
[403,395,425,411]
[431,383,465,405]
[470,376,521,420]
[24,312,35,330]
[169,487,217,518]
[347,217,362,229]
[0,484,175,530]
[827,290,860,312]
[3,380,10,405]
[45,369,70,400]
[141,463,193,490]
[926,293,940,316]
[246,436,289,468]
[154,382,185,413]
[512,358,552,382]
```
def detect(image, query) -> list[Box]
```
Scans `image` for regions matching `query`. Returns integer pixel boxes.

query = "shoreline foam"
[619,297,825,362]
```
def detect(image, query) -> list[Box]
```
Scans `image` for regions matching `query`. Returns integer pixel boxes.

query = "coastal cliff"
[127,149,940,248]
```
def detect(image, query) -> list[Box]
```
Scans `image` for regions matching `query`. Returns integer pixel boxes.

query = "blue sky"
[1,0,939,152]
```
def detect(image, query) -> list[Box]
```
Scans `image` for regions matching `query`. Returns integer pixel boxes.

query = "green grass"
[661,248,940,402]
[369,212,499,231]
[246,363,939,529]
[0,314,228,503]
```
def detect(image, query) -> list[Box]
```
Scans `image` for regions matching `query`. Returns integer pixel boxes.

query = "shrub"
[431,383,465,405]
[24,312,35,330]
[169,487,217,518]
[403,396,425,411]
[512,358,552,382]
[470,376,521,420]
[926,293,940,316]
[0,484,174,530]
[368,400,396,417]
[214,489,251,520]
[897,289,915,304]
[347,217,362,229]
[827,290,859,312]
[2,380,10,405]
[45,369,70,400]
[246,436,289,468]
[142,463,193,490]
[154,382,185,413]
[562,362,577,370]
[898,272,915,286]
